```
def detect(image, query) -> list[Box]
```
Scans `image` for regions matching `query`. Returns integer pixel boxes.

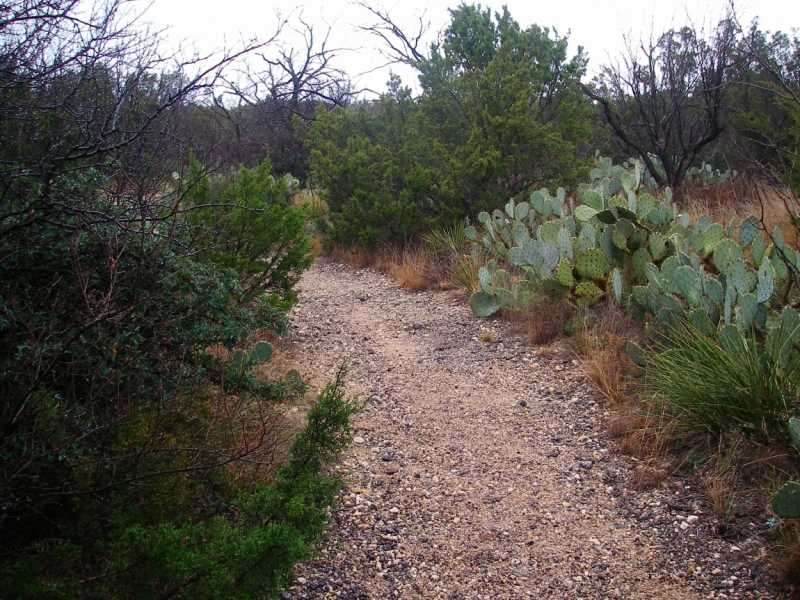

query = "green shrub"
[0,364,360,599]
[185,153,313,307]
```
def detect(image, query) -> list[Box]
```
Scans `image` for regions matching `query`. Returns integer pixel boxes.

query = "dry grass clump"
[376,246,435,291]
[328,243,446,292]
[572,304,641,406]
[683,181,798,248]
[510,298,572,346]
[329,246,375,268]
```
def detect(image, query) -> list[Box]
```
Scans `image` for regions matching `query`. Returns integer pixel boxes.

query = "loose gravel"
[278,260,781,600]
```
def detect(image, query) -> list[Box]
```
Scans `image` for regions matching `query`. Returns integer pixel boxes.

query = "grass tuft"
[511,299,572,346]
[643,323,800,440]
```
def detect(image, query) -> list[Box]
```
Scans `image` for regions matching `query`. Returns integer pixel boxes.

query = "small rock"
[354,436,365,444]
[519,400,528,407]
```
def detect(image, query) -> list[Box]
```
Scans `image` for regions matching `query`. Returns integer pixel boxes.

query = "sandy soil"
[278,260,777,600]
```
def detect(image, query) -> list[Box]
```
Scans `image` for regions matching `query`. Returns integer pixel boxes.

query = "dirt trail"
[280,260,771,600]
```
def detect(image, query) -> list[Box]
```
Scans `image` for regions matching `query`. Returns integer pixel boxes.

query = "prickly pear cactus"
[468,154,798,327]
[470,292,501,317]
[774,481,800,519]
[250,341,273,363]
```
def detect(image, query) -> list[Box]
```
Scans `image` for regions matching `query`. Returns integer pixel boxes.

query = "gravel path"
[280,260,778,600]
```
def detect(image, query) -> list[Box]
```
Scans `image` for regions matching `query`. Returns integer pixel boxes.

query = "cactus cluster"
[469,155,800,359]
[467,155,683,316]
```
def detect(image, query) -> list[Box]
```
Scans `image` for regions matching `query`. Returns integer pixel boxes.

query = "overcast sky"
[144,0,796,95]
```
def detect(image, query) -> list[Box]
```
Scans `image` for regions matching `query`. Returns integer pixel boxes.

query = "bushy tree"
[308,3,592,249]
[185,154,313,307]
[730,24,800,195]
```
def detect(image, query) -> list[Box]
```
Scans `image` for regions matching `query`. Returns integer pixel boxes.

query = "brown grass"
[682,180,798,249]
[510,298,572,346]
[328,244,439,292]
[380,246,434,292]
[572,304,641,406]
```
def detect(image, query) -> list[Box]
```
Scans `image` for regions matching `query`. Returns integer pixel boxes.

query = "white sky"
[144,0,797,96]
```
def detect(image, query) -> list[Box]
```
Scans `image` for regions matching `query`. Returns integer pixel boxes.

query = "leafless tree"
[582,19,739,191]
[201,17,357,174]
[354,1,431,69]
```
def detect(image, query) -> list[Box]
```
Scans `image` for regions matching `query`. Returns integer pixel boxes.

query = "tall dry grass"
[329,244,436,292]
[682,180,798,248]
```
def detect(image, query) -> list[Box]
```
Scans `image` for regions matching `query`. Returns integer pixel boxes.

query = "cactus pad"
[757,260,775,303]
[541,242,560,270]
[631,248,652,284]
[250,341,273,363]
[647,207,663,226]
[773,481,800,519]
[513,223,530,247]
[675,265,701,307]
[789,417,800,449]
[581,189,603,211]
[575,281,603,300]
[465,225,477,241]
[470,292,500,317]
[689,308,716,338]
[612,227,628,250]
[645,262,662,290]
[495,288,516,308]
[612,269,623,304]
[557,228,574,260]
[637,193,656,220]
[229,350,247,369]
[479,266,493,294]
[597,209,617,224]
[576,248,608,280]
[751,234,766,267]
[508,247,526,267]
[574,205,598,222]
[702,223,725,255]
[694,215,712,233]
[659,256,680,294]
[713,240,745,276]
[739,216,760,247]
[738,293,757,329]
[539,221,560,244]
[726,259,750,296]
[704,275,724,306]
[555,259,574,288]
[626,341,647,367]
[648,233,667,260]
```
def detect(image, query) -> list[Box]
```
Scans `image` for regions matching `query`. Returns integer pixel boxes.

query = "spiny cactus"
[469,154,798,329]
[229,341,274,369]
